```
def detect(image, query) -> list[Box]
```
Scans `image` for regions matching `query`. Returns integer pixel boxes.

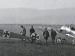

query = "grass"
[0,39,74,56]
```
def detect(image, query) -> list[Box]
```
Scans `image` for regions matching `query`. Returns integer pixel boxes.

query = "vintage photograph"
[0,0,75,56]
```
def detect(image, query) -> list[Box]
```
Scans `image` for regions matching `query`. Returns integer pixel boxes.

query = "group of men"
[43,28,57,44]
[20,25,36,43]
[20,25,57,44]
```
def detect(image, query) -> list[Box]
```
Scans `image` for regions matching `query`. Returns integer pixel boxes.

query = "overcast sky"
[0,0,75,9]
[0,0,75,24]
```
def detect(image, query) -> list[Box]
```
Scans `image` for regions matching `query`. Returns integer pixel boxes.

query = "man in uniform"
[43,28,49,44]
[20,25,26,41]
[30,25,35,36]
[30,25,35,43]
[51,28,57,44]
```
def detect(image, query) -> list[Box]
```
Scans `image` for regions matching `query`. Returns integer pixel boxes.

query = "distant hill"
[0,8,75,24]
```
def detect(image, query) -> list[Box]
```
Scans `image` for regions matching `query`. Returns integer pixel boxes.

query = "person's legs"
[21,34,26,41]
[30,33,32,37]
[31,37,33,43]
[23,33,26,37]
[31,39,36,43]
[21,36,24,41]
[46,39,47,44]
[44,37,48,45]
[52,37,55,44]
[53,39,55,44]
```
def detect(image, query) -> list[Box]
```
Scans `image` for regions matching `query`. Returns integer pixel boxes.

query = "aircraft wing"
[66,34,75,38]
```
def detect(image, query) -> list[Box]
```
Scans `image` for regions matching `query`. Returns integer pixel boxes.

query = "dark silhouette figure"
[30,25,35,43]
[30,25,35,36]
[51,29,57,44]
[20,25,26,41]
[70,24,75,31]
[43,28,49,44]
[20,25,26,36]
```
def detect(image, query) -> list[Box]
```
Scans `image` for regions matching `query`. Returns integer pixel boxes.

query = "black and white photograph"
[0,0,75,56]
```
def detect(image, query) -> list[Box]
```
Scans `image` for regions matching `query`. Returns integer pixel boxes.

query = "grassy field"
[0,39,75,56]
[0,24,74,56]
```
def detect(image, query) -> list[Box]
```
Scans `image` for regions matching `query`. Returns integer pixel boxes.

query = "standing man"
[51,28,57,44]
[30,25,35,43]
[20,25,26,41]
[30,25,35,36]
[43,28,49,44]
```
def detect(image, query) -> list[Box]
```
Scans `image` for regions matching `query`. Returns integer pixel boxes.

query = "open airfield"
[0,24,75,56]
[0,39,75,56]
